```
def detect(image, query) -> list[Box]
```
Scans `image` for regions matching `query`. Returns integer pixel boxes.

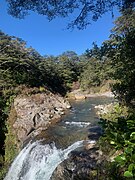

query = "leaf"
[115,155,126,162]
[124,171,133,177]
[130,132,135,138]
[125,147,133,154]
[131,154,135,161]
[128,164,134,172]
[110,141,115,144]
[125,140,132,145]
[6,101,9,105]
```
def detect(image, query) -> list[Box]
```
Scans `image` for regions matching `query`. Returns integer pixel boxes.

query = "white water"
[4,140,85,180]
[65,121,91,127]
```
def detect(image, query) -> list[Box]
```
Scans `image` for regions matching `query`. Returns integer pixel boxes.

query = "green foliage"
[6,0,135,29]
[0,107,19,180]
[114,128,135,178]
[98,10,135,179]
[4,122,19,164]
[100,105,135,178]
[100,103,129,121]
[111,9,135,35]
[0,164,7,180]
[0,31,68,94]
[0,89,19,179]
[79,43,113,92]
[99,10,135,176]
[80,58,102,90]
[56,51,81,90]
[106,9,135,106]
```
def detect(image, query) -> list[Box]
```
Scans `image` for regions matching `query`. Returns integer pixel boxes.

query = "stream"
[4,96,113,180]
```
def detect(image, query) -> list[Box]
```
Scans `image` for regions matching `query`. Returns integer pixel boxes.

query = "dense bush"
[100,106,135,178]
[98,9,135,179]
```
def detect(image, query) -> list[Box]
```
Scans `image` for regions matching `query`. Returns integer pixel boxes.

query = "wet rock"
[85,142,95,150]
[50,162,72,180]
[51,146,103,180]
[88,126,103,142]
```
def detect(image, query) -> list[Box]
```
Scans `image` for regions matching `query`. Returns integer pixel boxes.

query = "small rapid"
[4,140,87,180]
[65,121,91,127]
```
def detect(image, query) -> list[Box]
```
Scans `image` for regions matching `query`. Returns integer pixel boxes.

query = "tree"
[79,57,102,90]
[82,43,113,84]
[6,0,135,29]
[0,30,66,93]
[56,51,80,89]
[106,9,135,106]
[85,42,104,60]
[111,8,135,35]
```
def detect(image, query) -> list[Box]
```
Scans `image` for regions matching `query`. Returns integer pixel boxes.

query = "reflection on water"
[39,97,114,148]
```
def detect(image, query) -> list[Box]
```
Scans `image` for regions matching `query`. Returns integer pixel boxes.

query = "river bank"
[67,89,114,100]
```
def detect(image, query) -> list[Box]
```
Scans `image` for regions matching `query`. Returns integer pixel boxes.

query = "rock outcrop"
[51,144,104,180]
[67,90,86,100]
[12,92,71,144]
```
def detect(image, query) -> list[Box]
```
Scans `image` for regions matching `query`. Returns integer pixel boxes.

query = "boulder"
[74,94,86,100]
[67,89,86,100]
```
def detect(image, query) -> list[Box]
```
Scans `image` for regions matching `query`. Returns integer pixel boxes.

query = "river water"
[5,96,113,180]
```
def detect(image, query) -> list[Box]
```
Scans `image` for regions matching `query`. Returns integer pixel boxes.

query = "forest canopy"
[6,0,135,29]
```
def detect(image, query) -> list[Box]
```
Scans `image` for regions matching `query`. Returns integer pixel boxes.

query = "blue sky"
[0,0,120,56]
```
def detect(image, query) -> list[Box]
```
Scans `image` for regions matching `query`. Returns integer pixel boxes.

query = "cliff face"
[11,92,71,144]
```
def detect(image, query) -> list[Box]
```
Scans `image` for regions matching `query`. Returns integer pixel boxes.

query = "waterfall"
[4,140,84,180]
